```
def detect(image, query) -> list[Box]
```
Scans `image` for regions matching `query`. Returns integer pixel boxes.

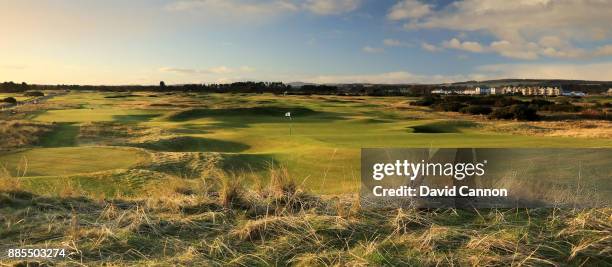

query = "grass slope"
[0,147,149,177]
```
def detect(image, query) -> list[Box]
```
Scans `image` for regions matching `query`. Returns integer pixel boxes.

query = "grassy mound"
[167,106,318,121]
[128,136,250,153]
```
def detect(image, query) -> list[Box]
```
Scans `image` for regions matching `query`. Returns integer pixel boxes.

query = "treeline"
[0,81,437,96]
[3,80,607,96]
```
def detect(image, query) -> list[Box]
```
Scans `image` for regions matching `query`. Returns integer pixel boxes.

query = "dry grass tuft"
[0,120,53,150]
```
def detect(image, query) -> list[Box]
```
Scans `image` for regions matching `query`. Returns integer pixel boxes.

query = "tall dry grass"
[0,120,53,150]
[1,164,610,266]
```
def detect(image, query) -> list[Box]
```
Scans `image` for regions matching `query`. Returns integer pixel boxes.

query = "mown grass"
[2,92,611,194]
[0,147,149,177]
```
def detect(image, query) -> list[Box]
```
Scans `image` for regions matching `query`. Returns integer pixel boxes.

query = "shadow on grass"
[131,136,250,153]
[37,123,79,147]
[410,121,477,133]
[167,106,344,122]
[113,114,161,123]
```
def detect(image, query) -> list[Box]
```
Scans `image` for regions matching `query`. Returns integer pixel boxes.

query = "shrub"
[490,107,514,120]
[544,103,582,112]
[459,105,492,115]
[529,98,554,108]
[511,104,539,120]
[411,96,437,106]
[493,97,522,107]
[433,101,466,112]
[24,91,44,97]
[490,104,539,121]
[2,97,17,104]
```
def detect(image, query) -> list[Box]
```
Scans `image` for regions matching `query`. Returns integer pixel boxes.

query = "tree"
[2,97,17,104]
[160,81,166,88]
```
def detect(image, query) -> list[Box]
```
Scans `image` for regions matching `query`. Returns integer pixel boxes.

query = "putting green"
[0,147,149,177]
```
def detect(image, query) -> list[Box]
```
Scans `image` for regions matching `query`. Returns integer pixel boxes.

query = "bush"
[544,103,582,112]
[580,109,609,120]
[433,101,466,112]
[490,107,514,120]
[24,91,44,97]
[529,98,554,108]
[2,97,17,104]
[490,104,539,121]
[411,96,437,106]
[493,97,522,107]
[459,105,492,115]
[510,104,539,120]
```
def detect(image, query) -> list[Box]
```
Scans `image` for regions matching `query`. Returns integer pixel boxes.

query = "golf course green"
[1,92,610,194]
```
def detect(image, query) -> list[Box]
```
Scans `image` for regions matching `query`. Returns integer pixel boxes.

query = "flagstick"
[285,112,293,136]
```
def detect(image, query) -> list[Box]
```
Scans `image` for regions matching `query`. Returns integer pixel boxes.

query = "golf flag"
[285,112,291,117]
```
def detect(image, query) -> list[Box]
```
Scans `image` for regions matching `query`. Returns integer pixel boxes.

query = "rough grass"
[1,175,610,266]
[0,120,53,150]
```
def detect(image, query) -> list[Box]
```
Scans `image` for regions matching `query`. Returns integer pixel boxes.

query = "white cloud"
[421,42,440,52]
[387,0,432,20]
[304,71,475,84]
[383,39,401,46]
[395,0,612,59]
[362,46,384,53]
[383,39,412,47]
[166,0,298,18]
[442,38,484,53]
[158,67,199,74]
[594,45,612,56]
[207,66,233,74]
[239,66,256,72]
[437,38,595,59]
[488,40,539,60]
[303,0,361,15]
[303,61,612,84]
[159,65,253,75]
[477,62,612,81]
[166,0,361,18]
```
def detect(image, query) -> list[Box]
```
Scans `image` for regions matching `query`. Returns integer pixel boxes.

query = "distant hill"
[287,82,317,88]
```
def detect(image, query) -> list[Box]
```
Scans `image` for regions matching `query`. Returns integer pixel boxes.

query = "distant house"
[475,87,491,95]
[562,91,586,97]
[431,85,561,96]
[607,88,612,96]
[432,89,452,94]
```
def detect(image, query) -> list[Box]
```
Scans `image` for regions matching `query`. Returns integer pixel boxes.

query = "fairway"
[0,146,149,177]
[2,92,611,194]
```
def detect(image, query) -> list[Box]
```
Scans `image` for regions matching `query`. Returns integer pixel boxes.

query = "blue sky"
[1,0,611,84]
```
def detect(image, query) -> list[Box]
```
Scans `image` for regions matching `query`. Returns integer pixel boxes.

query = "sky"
[1,0,612,85]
